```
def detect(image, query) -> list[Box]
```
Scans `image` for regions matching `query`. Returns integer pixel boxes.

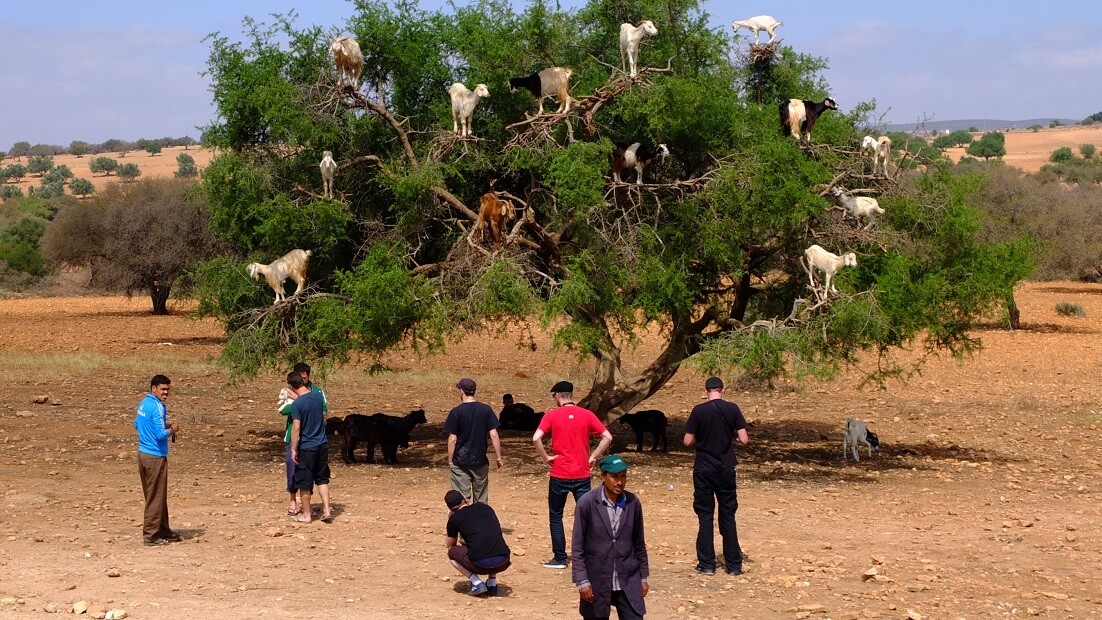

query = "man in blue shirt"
[289,371,332,523]
[134,374,181,546]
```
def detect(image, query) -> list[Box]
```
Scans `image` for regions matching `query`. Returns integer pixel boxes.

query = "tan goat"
[331,36,363,89]
[247,249,312,304]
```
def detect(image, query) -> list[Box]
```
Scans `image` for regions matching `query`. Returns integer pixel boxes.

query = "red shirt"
[538,404,607,479]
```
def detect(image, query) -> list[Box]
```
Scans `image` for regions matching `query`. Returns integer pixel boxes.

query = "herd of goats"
[245,15,893,307]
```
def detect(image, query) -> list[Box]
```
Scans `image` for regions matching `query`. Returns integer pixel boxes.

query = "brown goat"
[472,193,516,248]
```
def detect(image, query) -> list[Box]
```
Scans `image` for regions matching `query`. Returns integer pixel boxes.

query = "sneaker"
[694,566,716,576]
[542,558,568,569]
[726,568,743,576]
[467,582,488,597]
[486,585,499,596]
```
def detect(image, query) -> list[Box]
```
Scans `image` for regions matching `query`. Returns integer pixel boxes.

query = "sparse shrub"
[1050,147,1075,163]
[1050,120,1063,128]
[1055,302,1086,317]
[70,178,95,198]
[1080,144,1096,160]
[1029,124,1043,132]
[175,153,198,178]
[117,162,141,182]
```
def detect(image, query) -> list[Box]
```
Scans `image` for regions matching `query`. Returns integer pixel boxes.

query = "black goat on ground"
[342,409,427,464]
[325,415,345,436]
[618,409,668,452]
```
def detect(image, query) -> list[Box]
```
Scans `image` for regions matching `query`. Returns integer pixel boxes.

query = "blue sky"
[2,1,1101,146]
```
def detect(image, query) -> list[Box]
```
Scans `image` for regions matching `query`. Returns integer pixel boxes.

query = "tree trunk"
[149,283,171,315]
[1005,291,1020,330]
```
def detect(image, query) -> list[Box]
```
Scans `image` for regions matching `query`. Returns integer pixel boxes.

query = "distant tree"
[69,141,91,157]
[44,164,73,185]
[117,162,141,181]
[0,185,23,200]
[1085,112,1102,123]
[100,139,127,153]
[144,143,163,156]
[1029,124,1043,132]
[4,163,26,182]
[932,130,972,150]
[1080,144,1096,159]
[966,132,1006,161]
[968,126,979,133]
[1050,147,1075,163]
[0,216,49,276]
[89,157,118,176]
[176,136,197,150]
[70,177,95,198]
[29,144,55,157]
[36,182,65,200]
[0,153,5,165]
[175,153,198,178]
[1050,120,1063,128]
[9,141,31,159]
[42,178,219,314]
[27,155,54,177]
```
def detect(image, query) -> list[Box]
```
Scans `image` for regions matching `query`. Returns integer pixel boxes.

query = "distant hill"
[886,118,1081,133]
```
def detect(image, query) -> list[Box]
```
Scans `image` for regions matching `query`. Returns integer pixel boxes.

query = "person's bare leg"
[296,490,313,522]
[317,483,331,520]
[288,491,298,515]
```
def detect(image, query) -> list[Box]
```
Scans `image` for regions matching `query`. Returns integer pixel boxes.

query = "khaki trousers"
[138,452,171,542]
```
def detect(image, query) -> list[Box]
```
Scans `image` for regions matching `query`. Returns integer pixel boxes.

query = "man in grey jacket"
[571,454,650,619]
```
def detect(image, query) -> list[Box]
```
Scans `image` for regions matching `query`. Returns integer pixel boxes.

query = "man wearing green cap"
[571,454,650,619]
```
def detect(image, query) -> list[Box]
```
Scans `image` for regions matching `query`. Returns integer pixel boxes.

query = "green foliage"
[43,165,73,186]
[27,155,54,177]
[1080,143,1095,159]
[70,178,95,198]
[1029,124,1043,132]
[1050,147,1075,163]
[0,216,48,276]
[36,182,65,199]
[2,163,26,182]
[89,157,118,175]
[144,143,163,156]
[932,130,973,150]
[966,132,1006,161]
[69,141,90,157]
[1,185,24,200]
[8,142,30,158]
[175,153,198,178]
[1050,120,1062,128]
[1055,302,1085,317]
[117,162,141,181]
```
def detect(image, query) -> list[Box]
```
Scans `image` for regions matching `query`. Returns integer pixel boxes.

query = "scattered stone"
[266,527,283,537]
[43,602,59,613]
[89,603,107,619]
[513,548,525,556]
[1041,591,1069,600]
[106,611,128,620]
[215,430,225,437]
[73,600,89,614]
[33,395,49,404]
[51,398,62,406]
[862,567,878,581]
[107,568,121,577]
[1,597,17,605]
[905,610,922,620]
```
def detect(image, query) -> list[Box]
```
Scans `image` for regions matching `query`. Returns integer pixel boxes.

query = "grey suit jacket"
[571,487,649,617]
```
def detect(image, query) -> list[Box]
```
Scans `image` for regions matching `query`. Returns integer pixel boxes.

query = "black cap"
[705,376,724,390]
[550,380,573,394]
[444,490,465,510]
[456,378,477,394]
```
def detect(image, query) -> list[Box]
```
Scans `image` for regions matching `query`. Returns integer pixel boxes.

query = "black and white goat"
[779,97,837,142]
[611,142,670,185]
[508,67,573,115]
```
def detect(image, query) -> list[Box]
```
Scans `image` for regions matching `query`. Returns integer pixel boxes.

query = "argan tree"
[117,162,141,182]
[42,178,219,314]
[89,156,118,176]
[195,0,1031,415]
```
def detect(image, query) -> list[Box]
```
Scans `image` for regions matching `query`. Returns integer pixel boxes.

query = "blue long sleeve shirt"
[135,393,173,457]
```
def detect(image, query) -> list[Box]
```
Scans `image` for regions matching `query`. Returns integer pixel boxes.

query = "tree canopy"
[194,0,1032,416]
[966,132,1006,161]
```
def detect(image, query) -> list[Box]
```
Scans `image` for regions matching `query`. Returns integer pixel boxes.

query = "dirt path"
[1,282,1100,618]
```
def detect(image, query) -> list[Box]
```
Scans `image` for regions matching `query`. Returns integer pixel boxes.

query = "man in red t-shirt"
[532,380,613,569]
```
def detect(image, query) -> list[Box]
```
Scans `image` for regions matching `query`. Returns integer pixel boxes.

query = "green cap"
[598,454,629,473]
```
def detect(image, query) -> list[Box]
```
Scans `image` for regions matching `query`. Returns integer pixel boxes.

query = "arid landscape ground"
[0,280,1100,619]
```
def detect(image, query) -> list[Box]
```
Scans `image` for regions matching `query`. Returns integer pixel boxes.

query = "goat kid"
[843,418,880,461]
[779,97,837,142]
[319,151,337,198]
[611,142,670,185]
[619,20,659,77]
[472,193,516,248]
[619,409,668,452]
[247,249,312,304]
[804,244,857,296]
[509,67,573,115]
[448,82,490,138]
[831,186,884,230]
[330,36,363,89]
[731,15,784,44]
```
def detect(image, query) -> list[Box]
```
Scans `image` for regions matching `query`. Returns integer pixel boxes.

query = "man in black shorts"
[444,489,511,597]
[683,377,750,575]
[289,371,332,523]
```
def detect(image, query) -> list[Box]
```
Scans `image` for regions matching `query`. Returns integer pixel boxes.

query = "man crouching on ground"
[444,490,511,597]
[573,455,650,619]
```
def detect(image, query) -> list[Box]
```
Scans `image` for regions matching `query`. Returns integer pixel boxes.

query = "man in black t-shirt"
[445,489,511,597]
[683,377,750,576]
[445,378,503,504]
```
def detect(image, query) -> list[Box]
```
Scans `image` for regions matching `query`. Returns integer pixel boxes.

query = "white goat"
[247,249,312,304]
[831,186,884,230]
[447,82,490,137]
[331,36,363,89]
[874,136,892,176]
[319,151,337,198]
[861,135,878,157]
[619,20,659,78]
[731,15,784,44]
[276,387,295,412]
[804,244,857,297]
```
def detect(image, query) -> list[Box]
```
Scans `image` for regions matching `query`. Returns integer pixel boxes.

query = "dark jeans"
[579,590,643,620]
[693,469,743,573]
[548,476,591,562]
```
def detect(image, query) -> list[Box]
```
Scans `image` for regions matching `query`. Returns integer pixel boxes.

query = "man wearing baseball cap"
[683,376,750,576]
[532,380,613,569]
[443,489,511,597]
[571,454,650,619]
[444,377,503,504]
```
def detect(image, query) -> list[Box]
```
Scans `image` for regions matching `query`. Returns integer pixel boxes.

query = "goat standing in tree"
[619,20,658,78]
[248,249,312,304]
[779,97,837,143]
[508,67,573,115]
[447,82,490,138]
[471,193,516,248]
[319,151,337,198]
[331,36,363,90]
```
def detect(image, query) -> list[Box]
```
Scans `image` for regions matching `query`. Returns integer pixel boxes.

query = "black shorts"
[293,444,331,490]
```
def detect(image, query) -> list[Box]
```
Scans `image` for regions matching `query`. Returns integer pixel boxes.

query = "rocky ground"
[0,281,1100,619]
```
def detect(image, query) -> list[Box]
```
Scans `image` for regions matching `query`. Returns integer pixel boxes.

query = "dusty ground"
[5,146,215,192]
[943,125,1102,172]
[0,282,1100,619]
